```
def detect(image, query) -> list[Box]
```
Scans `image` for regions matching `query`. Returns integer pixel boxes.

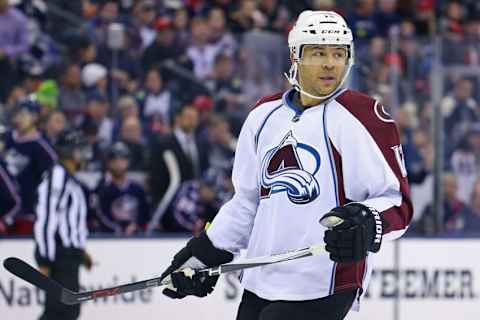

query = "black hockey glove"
[160,232,233,299]
[320,203,384,263]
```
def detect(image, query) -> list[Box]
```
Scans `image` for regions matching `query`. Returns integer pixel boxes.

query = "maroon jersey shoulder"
[253,92,283,109]
[335,89,395,129]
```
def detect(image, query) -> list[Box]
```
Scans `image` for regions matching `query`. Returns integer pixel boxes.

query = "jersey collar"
[282,87,348,116]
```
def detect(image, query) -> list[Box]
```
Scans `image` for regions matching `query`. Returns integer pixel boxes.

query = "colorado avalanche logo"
[260,131,320,204]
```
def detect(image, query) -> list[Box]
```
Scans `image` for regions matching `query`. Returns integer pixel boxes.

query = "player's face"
[178,107,199,134]
[109,157,129,177]
[298,45,348,97]
[12,110,36,133]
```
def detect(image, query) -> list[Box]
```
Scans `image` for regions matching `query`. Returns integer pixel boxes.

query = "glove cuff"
[188,232,234,267]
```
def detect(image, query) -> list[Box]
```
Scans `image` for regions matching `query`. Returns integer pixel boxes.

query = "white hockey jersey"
[207,88,412,304]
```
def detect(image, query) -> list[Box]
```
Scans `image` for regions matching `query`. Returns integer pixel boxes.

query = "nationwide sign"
[1,239,479,320]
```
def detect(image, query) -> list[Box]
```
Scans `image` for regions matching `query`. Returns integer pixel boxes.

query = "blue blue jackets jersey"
[94,175,150,232]
[3,131,57,215]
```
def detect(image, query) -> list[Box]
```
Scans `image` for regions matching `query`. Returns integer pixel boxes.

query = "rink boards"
[1,238,479,320]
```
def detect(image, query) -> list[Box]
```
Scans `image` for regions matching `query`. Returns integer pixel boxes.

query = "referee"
[34,130,93,320]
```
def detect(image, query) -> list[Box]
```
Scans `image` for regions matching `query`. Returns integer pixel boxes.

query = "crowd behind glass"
[1,0,480,237]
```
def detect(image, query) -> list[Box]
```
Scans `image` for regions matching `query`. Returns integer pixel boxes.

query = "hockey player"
[93,141,150,235]
[2,98,57,234]
[160,11,413,320]
[34,130,92,320]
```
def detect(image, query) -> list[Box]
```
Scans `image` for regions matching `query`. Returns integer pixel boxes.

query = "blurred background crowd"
[1,0,480,238]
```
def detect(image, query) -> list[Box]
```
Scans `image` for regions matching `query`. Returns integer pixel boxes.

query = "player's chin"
[314,87,336,97]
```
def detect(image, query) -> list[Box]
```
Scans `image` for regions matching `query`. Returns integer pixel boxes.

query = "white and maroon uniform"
[207,88,412,307]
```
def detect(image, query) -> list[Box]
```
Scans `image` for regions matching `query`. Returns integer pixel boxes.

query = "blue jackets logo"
[260,131,320,204]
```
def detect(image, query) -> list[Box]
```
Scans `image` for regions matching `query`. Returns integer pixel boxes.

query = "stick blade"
[3,257,64,301]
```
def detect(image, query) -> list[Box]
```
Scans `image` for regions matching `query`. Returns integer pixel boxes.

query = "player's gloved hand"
[82,250,93,271]
[160,231,233,299]
[319,203,384,263]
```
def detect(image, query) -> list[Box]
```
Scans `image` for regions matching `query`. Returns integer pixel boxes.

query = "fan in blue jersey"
[160,11,413,320]
[2,98,57,234]
[92,141,150,235]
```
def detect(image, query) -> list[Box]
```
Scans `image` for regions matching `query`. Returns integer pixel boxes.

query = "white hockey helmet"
[286,11,354,100]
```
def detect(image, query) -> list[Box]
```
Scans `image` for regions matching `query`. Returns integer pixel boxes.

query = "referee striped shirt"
[34,164,88,264]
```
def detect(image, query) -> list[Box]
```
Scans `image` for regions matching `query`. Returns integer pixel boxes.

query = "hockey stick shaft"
[3,243,325,305]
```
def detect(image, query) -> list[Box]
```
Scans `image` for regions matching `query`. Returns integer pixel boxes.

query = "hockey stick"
[3,243,325,305]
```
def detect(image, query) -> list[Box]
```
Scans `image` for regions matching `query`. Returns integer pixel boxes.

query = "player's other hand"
[82,251,93,271]
[0,220,7,235]
[160,232,233,299]
[39,265,50,277]
[320,203,384,263]
[125,223,138,236]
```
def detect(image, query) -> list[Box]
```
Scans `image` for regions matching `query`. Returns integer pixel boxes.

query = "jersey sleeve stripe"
[329,138,367,293]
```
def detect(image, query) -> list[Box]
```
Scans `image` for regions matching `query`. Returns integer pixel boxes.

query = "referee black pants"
[236,289,357,320]
[39,249,83,320]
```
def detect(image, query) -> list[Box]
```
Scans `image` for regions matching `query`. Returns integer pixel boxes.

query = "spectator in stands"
[34,80,60,124]
[43,110,67,146]
[68,36,98,67]
[229,0,258,35]
[257,0,290,33]
[450,129,480,203]
[117,95,140,120]
[81,121,103,171]
[147,104,209,232]
[93,142,150,235]
[441,1,468,65]
[81,91,113,149]
[169,166,234,234]
[132,0,158,51]
[173,7,191,53]
[187,16,219,80]
[404,128,433,185]
[87,0,121,46]
[207,0,236,16]
[206,53,246,134]
[0,0,29,102]
[58,62,87,115]
[4,85,28,114]
[356,36,386,93]
[374,0,401,37]
[192,95,215,138]
[418,173,472,235]
[347,0,377,44]
[208,7,237,57]
[413,0,435,37]
[113,95,141,139]
[443,78,479,151]
[464,16,480,65]
[205,114,236,172]
[119,116,147,171]
[142,16,179,72]
[140,67,172,134]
